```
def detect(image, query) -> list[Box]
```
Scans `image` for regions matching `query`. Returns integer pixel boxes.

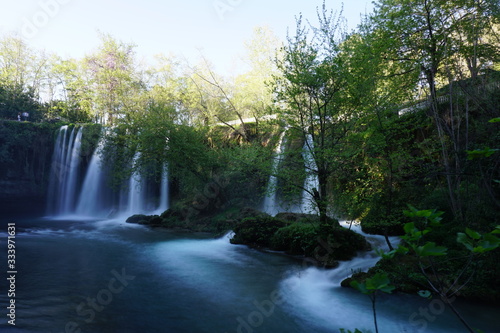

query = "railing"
[399,81,500,116]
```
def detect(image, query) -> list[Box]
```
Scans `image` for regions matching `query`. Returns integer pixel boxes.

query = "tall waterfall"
[262,131,286,216]
[124,152,147,216]
[46,126,83,216]
[301,133,320,214]
[155,163,169,214]
[75,139,112,218]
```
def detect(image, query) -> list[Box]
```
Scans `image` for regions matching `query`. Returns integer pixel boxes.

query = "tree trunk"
[317,169,333,226]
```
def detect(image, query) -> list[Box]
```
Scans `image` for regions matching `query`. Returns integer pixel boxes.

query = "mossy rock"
[271,223,318,254]
[126,214,154,225]
[274,212,318,223]
[230,216,287,247]
[341,271,370,288]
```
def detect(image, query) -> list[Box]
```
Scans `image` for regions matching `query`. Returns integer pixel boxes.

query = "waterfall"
[46,126,171,219]
[75,139,112,218]
[62,127,83,214]
[262,131,286,216]
[124,152,147,215]
[46,126,67,214]
[46,126,83,216]
[155,163,169,214]
[279,221,401,331]
[301,133,320,214]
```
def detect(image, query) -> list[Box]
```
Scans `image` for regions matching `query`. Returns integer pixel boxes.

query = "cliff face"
[0,121,60,215]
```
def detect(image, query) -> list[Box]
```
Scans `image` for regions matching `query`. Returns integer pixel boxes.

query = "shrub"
[230,216,287,247]
[271,223,318,255]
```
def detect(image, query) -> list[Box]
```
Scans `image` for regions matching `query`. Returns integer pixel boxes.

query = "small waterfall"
[279,221,400,331]
[262,131,286,216]
[155,163,169,214]
[46,126,83,216]
[46,126,68,214]
[62,127,83,214]
[125,152,147,215]
[301,133,319,214]
[75,139,112,218]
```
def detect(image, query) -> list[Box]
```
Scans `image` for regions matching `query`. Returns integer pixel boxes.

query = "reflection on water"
[0,218,499,333]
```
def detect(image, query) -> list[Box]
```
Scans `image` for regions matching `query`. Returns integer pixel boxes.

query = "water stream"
[0,218,498,333]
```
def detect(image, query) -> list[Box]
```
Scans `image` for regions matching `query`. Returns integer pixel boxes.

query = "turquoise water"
[0,217,498,333]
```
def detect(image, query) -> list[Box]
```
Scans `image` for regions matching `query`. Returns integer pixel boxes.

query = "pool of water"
[0,217,498,332]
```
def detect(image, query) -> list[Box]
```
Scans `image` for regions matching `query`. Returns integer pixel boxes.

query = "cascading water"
[46,126,83,216]
[75,139,113,218]
[301,133,320,214]
[62,127,83,213]
[279,221,402,331]
[154,163,169,214]
[46,126,68,215]
[124,152,147,215]
[46,126,170,218]
[262,131,286,216]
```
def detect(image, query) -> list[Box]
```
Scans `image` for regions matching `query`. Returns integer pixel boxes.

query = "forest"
[1,1,500,332]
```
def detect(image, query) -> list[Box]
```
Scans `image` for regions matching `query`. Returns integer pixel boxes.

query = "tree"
[333,24,437,249]
[85,33,144,124]
[273,3,357,224]
[185,55,254,141]
[44,56,93,122]
[232,25,283,137]
[369,0,500,222]
[0,34,48,95]
[0,84,43,121]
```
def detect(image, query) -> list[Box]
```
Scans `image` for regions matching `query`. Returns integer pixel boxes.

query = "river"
[0,216,499,332]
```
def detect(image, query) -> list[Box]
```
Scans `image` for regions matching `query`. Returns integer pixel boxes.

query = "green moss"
[230,216,288,247]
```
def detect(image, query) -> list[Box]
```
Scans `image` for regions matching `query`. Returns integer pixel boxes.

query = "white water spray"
[262,131,287,216]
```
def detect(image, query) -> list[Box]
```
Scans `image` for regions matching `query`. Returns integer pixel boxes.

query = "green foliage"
[350,272,395,295]
[0,84,46,122]
[457,228,500,254]
[0,120,61,193]
[273,3,362,222]
[350,272,395,333]
[271,223,318,255]
[466,147,498,160]
[230,216,288,247]
[378,206,500,332]
[230,212,367,266]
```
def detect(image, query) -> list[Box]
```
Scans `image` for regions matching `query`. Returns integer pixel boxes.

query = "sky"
[0,0,374,74]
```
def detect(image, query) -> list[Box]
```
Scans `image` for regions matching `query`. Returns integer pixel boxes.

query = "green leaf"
[350,280,369,294]
[351,273,395,295]
[465,228,481,240]
[466,148,499,160]
[379,284,396,293]
[403,222,416,234]
[377,248,396,259]
[416,242,448,256]
[457,232,474,251]
[395,245,409,255]
[473,234,500,253]
[488,117,500,123]
[366,272,395,294]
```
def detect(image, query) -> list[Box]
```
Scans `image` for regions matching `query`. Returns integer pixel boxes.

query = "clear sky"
[0,0,374,74]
